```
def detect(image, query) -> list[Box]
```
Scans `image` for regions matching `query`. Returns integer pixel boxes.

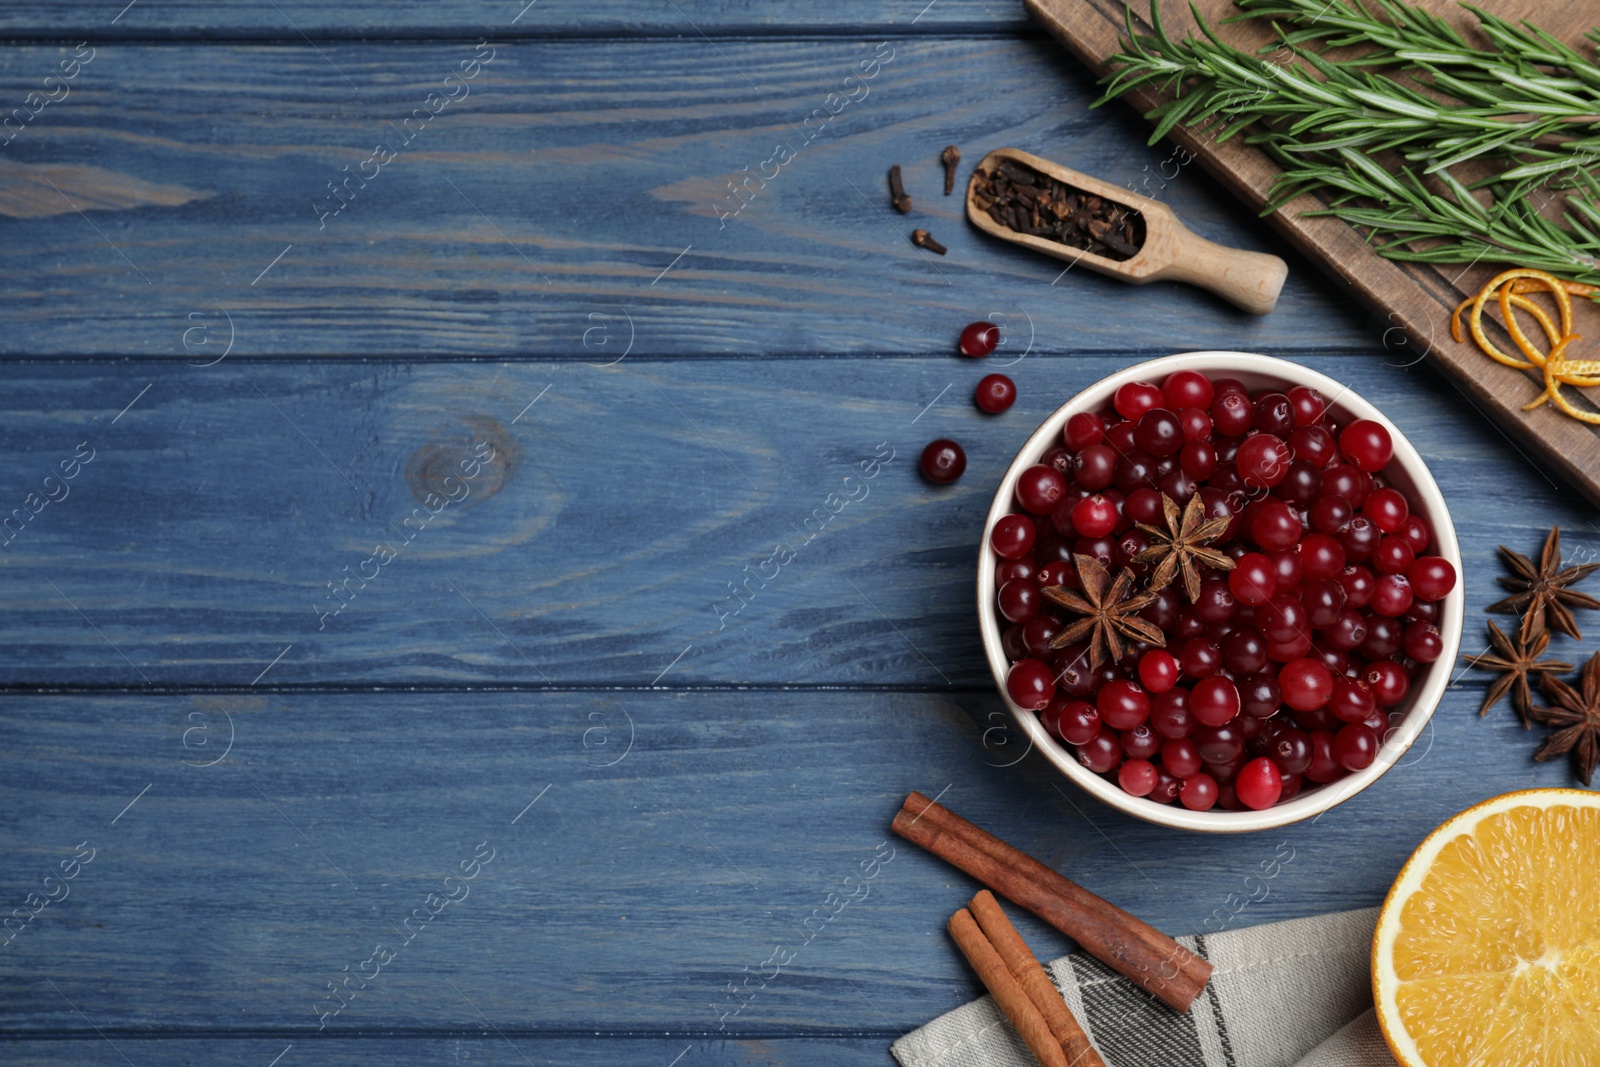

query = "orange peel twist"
[1450,268,1600,425]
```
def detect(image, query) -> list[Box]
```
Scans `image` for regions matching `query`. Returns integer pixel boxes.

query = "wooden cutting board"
[1026,0,1600,506]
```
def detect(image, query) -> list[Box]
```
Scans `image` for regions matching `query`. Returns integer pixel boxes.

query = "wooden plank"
[1023,0,1600,505]
[0,38,1369,357]
[0,356,1590,688]
[0,688,1573,1034]
[0,1037,897,1067]
[0,1,1024,38]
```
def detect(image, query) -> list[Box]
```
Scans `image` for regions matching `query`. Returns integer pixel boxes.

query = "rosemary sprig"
[1096,0,1600,283]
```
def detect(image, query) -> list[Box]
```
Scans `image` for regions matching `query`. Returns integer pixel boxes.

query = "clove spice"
[972,157,1144,261]
[942,145,961,196]
[911,229,947,255]
[888,164,912,214]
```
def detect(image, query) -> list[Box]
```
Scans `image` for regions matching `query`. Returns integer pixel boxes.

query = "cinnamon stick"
[948,907,1069,1067]
[969,890,1106,1067]
[893,791,1211,1011]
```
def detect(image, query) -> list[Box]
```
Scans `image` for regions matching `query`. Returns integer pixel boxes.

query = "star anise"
[1488,526,1600,643]
[1042,554,1165,670]
[1459,620,1573,727]
[1133,492,1235,602]
[1530,652,1600,786]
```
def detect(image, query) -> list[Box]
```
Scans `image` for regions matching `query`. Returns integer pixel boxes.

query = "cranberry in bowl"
[978,352,1462,832]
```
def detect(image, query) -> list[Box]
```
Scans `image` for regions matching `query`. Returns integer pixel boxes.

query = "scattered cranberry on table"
[959,321,1001,358]
[920,438,967,484]
[992,370,1456,812]
[975,373,1017,414]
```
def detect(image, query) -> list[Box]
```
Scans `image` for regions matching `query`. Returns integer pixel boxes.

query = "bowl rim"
[978,351,1464,833]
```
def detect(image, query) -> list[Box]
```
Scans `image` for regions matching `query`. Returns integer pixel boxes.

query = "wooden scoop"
[966,147,1288,315]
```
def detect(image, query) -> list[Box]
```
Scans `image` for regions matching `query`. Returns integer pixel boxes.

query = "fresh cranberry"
[1302,577,1346,628]
[1133,408,1183,458]
[976,373,1017,413]
[1397,514,1431,554]
[1179,772,1218,811]
[1097,679,1150,730]
[1359,616,1404,659]
[1339,419,1393,472]
[1329,675,1376,724]
[1339,565,1376,608]
[1362,487,1409,533]
[1372,536,1414,576]
[1321,607,1368,651]
[920,439,966,484]
[959,320,1000,357]
[1403,620,1443,663]
[1074,444,1117,491]
[1064,411,1104,450]
[1139,650,1179,694]
[1340,516,1382,562]
[1020,614,1061,657]
[1075,727,1121,773]
[1118,758,1158,796]
[1252,392,1295,436]
[1274,460,1322,507]
[1005,659,1055,710]
[1370,573,1414,617]
[1251,500,1302,551]
[1310,494,1353,534]
[1114,381,1163,420]
[1072,494,1119,539]
[1162,370,1215,410]
[1288,424,1336,468]
[1230,552,1278,606]
[1150,688,1193,738]
[1270,726,1314,775]
[1237,434,1291,489]
[1235,757,1283,810]
[1015,465,1066,515]
[1287,385,1327,427]
[1409,556,1456,601]
[1193,721,1245,764]
[1057,700,1100,744]
[1299,532,1346,581]
[1104,421,1137,454]
[1179,407,1213,441]
[1364,660,1410,706]
[1279,657,1332,711]
[1121,723,1161,760]
[1305,730,1342,782]
[1179,638,1222,679]
[1211,391,1253,437]
[1239,673,1282,718]
[1161,737,1202,778]
[1221,628,1268,675]
[995,558,1036,586]
[997,579,1041,623]
[1191,676,1241,727]
[990,514,1036,559]
[1322,465,1366,505]
[1332,722,1378,771]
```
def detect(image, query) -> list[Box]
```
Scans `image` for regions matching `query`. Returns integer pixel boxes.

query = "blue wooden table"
[1,4,1594,1064]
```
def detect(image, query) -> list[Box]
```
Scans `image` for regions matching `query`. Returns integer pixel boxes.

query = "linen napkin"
[891,908,1397,1067]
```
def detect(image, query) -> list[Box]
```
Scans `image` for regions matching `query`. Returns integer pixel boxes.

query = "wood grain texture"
[0,357,1591,688]
[1024,0,1600,504]
[0,689,1577,1035]
[0,1,1025,38]
[0,38,1369,356]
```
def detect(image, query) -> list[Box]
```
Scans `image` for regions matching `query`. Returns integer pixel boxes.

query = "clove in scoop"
[888,165,913,214]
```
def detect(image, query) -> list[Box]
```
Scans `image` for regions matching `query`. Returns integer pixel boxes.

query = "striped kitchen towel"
[891,908,1396,1067]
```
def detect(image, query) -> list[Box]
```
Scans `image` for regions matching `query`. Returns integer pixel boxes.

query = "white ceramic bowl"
[979,352,1463,832]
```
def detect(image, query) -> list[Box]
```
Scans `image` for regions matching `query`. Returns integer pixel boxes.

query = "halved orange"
[1373,789,1600,1066]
